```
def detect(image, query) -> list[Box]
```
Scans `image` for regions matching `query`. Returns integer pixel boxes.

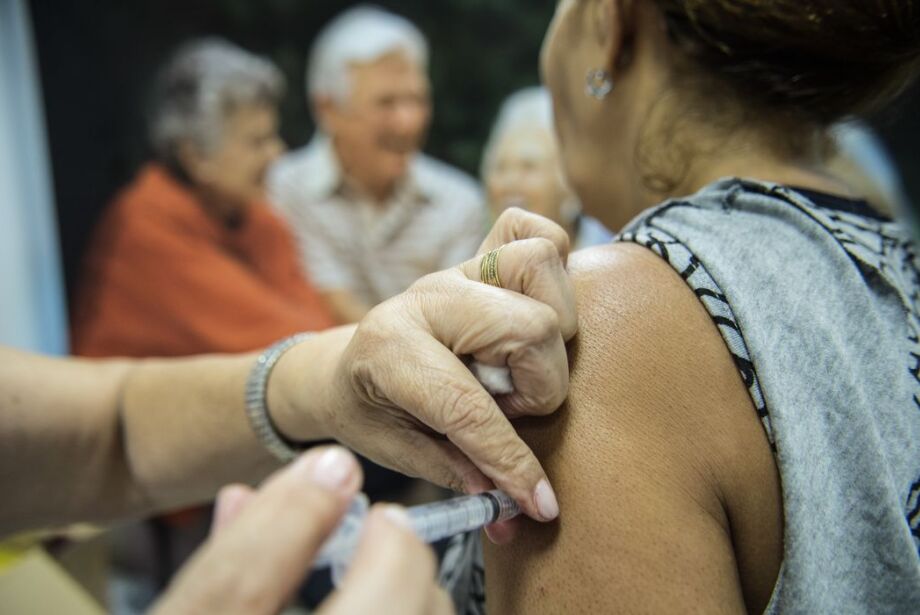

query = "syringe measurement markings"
[314,490,521,572]
[409,495,494,543]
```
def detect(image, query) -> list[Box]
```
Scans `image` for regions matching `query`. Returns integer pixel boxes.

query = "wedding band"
[480,246,504,288]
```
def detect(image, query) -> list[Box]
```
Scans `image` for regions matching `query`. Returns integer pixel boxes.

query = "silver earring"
[585,69,613,100]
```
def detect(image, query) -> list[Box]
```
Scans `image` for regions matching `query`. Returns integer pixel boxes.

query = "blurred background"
[3,0,920,611]
[30,0,556,303]
[21,0,920,307]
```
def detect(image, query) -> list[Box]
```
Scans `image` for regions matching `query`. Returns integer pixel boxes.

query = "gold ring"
[480,246,504,288]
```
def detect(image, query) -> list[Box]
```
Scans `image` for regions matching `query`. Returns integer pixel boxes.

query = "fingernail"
[298,447,356,492]
[533,479,559,521]
[379,505,414,531]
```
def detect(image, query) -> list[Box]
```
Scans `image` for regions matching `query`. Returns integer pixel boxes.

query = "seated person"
[269,6,486,324]
[445,1,920,612]
[481,86,612,250]
[69,37,337,608]
[72,38,336,358]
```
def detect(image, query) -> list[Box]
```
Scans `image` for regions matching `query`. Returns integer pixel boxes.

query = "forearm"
[121,325,359,504]
[1,350,137,535]
[117,353,279,513]
[0,329,353,537]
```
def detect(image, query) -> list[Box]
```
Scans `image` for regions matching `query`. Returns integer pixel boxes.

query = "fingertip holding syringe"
[313,490,521,585]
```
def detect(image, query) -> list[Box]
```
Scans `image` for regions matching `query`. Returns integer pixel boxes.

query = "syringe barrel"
[408,490,521,543]
[312,490,521,572]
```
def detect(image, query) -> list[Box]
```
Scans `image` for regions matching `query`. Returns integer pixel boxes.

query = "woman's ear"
[594,0,637,73]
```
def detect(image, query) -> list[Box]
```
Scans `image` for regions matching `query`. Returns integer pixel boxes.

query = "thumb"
[153,447,362,615]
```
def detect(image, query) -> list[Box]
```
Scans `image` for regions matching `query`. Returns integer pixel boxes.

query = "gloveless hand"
[323,208,576,527]
[152,447,452,615]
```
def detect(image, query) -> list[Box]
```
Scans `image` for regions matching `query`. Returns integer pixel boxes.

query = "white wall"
[0,0,68,354]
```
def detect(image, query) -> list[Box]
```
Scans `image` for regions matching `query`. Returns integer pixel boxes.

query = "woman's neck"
[644,123,855,208]
[673,153,855,203]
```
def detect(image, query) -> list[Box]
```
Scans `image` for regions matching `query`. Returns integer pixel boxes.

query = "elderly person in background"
[70,38,336,609]
[72,38,335,357]
[482,87,612,251]
[269,5,486,325]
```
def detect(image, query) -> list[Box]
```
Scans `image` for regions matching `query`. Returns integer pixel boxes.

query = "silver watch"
[245,332,313,462]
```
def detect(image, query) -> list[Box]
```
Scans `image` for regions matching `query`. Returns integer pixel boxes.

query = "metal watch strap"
[245,332,313,462]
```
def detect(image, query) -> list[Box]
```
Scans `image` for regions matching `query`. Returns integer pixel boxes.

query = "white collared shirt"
[269,136,487,306]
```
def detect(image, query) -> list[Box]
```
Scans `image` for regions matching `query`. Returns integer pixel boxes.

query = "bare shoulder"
[484,243,782,613]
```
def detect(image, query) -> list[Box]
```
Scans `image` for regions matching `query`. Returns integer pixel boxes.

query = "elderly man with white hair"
[269,5,486,324]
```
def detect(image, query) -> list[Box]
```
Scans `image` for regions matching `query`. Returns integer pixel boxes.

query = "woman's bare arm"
[484,243,783,613]
[0,338,330,536]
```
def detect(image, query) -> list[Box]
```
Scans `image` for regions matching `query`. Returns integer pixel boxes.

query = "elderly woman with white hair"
[482,87,612,251]
[69,37,338,607]
[72,38,336,358]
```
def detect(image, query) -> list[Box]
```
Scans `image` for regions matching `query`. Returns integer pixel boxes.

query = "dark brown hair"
[656,1,920,125]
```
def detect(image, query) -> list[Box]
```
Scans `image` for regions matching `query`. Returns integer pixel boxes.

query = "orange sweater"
[72,164,337,357]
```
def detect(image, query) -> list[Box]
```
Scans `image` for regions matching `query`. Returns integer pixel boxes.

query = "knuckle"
[408,269,459,299]
[345,323,404,409]
[501,208,570,254]
[523,236,561,267]
[520,302,560,343]
[514,387,556,418]
[406,270,441,294]
[349,318,389,365]
[496,205,528,228]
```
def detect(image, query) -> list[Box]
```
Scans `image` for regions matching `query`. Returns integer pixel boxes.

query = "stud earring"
[585,69,613,100]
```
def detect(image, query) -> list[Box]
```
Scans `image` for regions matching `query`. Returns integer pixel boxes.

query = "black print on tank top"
[635,185,920,560]
[621,226,776,447]
[908,478,920,553]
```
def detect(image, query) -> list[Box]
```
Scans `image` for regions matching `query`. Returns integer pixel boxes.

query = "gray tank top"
[443,178,920,613]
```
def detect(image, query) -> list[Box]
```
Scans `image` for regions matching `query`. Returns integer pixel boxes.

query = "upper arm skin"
[484,243,783,613]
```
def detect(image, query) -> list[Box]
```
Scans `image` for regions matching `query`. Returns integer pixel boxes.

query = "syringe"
[313,490,520,582]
